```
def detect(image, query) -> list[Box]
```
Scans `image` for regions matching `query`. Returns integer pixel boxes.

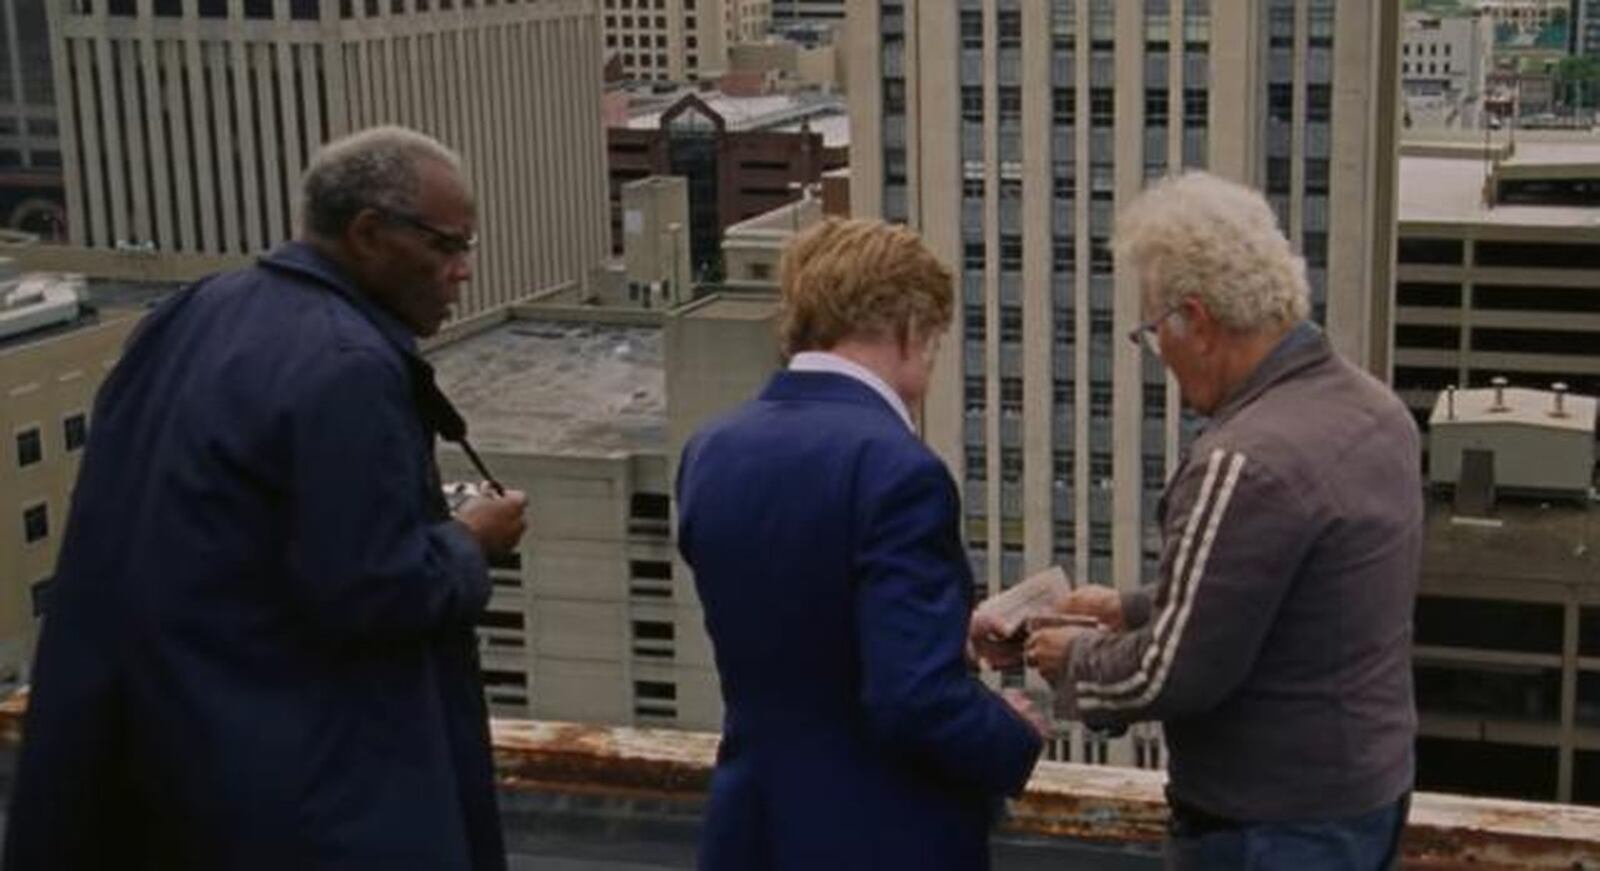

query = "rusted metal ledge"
[3,693,1597,867]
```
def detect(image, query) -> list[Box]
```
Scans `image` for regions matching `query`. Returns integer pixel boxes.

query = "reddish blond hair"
[778,217,953,357]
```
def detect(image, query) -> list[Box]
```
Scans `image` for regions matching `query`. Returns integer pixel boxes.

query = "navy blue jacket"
[5,243,504,870]
[677,370,1042,871]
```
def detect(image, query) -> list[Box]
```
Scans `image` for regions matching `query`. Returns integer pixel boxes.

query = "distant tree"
[1555,56,1600,109]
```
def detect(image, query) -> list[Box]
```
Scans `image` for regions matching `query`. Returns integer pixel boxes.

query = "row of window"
[1399,237,1600,270]
[604,0,690,9]
[15,414,89,469]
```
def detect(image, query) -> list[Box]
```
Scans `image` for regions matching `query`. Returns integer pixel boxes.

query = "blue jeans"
[1164,794,1410,871]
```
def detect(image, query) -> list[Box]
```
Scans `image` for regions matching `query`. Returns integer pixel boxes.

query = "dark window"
[1473,328,1600,357]
[1090,237,1113,275]
[1090,88,1114,127]
[1396,282,1462,308]
[1266,157,1291,195]
[244,0,273,16]
[1304,158,1329,195]
[487,550,522,572]
[1580,607,1600,657]
[1474,285,1600,314]
[998,10,1021,49]
[478,610,525,631]
[1415,663,1562,723]
[1000,377,1023,413]
[62,414,86,452]
[16,428,41,467]
[1395,324,1460,351]
[23,504,47,543]
[1477,241,1600,270]
[1268,83,1293,123]
[1000,235,1022,273]
[1053,237,1075,272]
[1414,596,1563,654]
[1497,178,1600,207]
[631,559,671,580]
[1416,737,1557,802]
[965,445,987,481]
[964,376,986,411]
[1183,88,1207,128]
[633,619,674,640]
[962,86,983,122]
[30,578,52,617]
[960,10,982,50]
[1000,305,1023,343]
[1305,84,1331,122]
[1053,88,1075,127]
[635,680,676,700]
[1000,447,1023,482]
[1145,88,1168,127]
[999,86,1022,121]
[1397,237,1464,265]
[1393,366,1458,392]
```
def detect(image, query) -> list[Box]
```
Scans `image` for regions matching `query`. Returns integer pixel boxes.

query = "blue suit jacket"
[4,243,503,870]
[677,370,1042,871]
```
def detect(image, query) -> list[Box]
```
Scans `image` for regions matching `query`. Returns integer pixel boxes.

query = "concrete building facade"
[600,0,770,83]
[0,267,169,686]
[428,297,781,732]
[1,0,66,237]
[48,0,610,322]
[608,90,846,276]
[1393,136,1600,430]
[1403,12,1494,130]
[848,0,1400,767]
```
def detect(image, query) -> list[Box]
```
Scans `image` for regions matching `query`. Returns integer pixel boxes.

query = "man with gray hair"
[6,126,526,870]
[976,172,1421,869]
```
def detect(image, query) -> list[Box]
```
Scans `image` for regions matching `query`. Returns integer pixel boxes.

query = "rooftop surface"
[1429,385,1599,432]
[1399,138,1600,227]
[625,91,846,136]
[429,319,666,457]
[0,273,180,354]
[1423,497,1600,586]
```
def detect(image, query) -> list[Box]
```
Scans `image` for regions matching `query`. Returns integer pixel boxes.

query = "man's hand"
[1024,624,1096,684]
[456,486,528,556]
[1057,585,1126,632]
[968,609,1025,670]
[1001,688,1049,740]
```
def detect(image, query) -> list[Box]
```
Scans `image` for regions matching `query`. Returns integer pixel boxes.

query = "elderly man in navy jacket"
[677,218,1045,871]
[5,127,527,870]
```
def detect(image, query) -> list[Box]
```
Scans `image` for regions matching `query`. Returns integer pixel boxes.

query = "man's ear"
[345,208,387,262]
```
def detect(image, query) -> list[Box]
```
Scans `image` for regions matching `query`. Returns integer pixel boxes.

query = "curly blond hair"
[777,218,953,357]
[1114,172,1309,331]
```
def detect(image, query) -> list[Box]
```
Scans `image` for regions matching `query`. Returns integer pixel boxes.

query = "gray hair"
[300,126,462,239]
[1114,171,1310,333]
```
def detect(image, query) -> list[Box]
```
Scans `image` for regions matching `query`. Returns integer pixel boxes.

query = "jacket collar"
[759,369,911,428]
[258,240,419,357]
[1208,321,1332,427]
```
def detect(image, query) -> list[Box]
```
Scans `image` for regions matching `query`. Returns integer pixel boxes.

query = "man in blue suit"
[677,218,1045,871]
[5,127,526,869]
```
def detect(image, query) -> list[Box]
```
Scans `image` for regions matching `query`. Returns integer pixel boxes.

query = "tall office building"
[849,0,1400,765]
[1,0,66,235]
[600,0,770,82]
[1574,0,1600,55]
[48,0,610,321]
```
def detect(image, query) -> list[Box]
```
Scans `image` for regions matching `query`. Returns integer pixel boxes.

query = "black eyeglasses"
[1127,302,1183,356]
[377,208,478,257]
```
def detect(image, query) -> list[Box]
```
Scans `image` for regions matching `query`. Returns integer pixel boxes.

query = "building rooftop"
[774,112,849,148]
[429,318,666,457]
[0,271,180,354]
[1399,136,1600,227]
[1429,385,1599,433]
[1423,496,1600,587]
[625,90,847,137]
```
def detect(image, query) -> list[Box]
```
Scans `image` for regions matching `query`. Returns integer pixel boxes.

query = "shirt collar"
[788,351,914,430]
[258,240,419,356]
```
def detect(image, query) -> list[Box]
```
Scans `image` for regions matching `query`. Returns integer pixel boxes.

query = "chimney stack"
[1446,384,1457,420]
[1552,382,1569,418]
[1490,376,1509,412]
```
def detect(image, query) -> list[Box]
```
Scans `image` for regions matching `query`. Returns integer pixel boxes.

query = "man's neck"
[1215,323,1293,403]
[826,338,907,404]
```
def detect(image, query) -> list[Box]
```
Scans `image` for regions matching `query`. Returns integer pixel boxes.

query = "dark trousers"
[1164,793,1410,871]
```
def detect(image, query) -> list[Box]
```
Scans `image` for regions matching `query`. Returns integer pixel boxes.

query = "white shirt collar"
[788,351,914,431]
